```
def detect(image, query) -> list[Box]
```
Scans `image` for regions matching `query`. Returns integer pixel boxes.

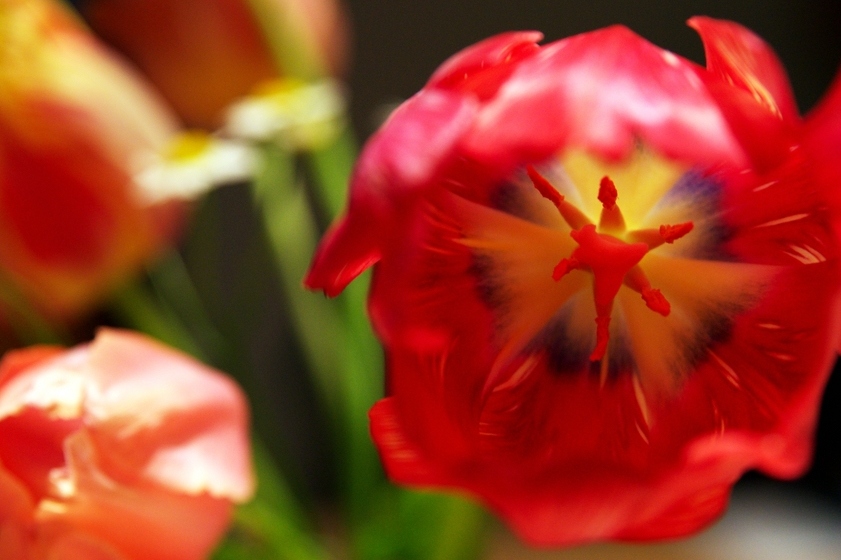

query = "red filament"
[527,165,565,209]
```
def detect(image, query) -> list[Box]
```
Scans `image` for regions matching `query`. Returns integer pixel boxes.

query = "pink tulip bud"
[0,329,254,559]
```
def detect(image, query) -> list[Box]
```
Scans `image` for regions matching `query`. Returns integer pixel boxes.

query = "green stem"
[428,496,488,560]
[242,0,326,80]
[145,250,233,365]
[108,280,205,359]
[243,0,383,533]
[251,146,345,410]
[304,127,358,220]
[251,142,383,529]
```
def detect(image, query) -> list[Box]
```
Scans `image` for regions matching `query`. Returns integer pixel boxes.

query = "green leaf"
[213,439,330,560]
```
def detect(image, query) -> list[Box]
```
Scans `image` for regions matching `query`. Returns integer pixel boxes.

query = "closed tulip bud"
[79,0,351,128]
[0,0,181,324]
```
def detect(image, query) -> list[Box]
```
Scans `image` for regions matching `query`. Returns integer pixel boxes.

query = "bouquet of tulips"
[1,1,840,559]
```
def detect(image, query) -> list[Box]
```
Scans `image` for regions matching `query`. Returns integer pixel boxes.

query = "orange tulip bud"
[0,0,181,324]
[81,0,351,128]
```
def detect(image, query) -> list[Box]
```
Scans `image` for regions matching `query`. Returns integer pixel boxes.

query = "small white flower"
[224,78,346,149]
[133,131,257,204]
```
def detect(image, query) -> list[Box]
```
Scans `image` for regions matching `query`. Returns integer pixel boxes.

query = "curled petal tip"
[688,16,799,122]
[305,216,381,297]
[428,31,543,98]
[641,287,671,316]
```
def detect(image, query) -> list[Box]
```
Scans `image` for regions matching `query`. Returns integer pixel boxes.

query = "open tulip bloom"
[0,329,254,559]
[307,18,841,545]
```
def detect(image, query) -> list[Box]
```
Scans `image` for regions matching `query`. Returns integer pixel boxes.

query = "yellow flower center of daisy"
[164,130,213,163]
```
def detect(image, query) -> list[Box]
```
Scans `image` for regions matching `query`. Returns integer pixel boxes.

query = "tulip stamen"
[552,257,581,281]
[529,170,688,361]
[592,316,611,362]
[642,288,671,316]
[598,176,618,209]
[598,176,627,234]
[624,265,672,316]
[626,221,694,250]
[527,166,591,230]
[660,222,694,243]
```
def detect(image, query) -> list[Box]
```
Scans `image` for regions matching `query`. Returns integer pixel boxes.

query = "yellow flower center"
[163,130,213,163]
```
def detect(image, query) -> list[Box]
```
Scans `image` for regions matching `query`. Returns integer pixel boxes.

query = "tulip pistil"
[527,167,693,361]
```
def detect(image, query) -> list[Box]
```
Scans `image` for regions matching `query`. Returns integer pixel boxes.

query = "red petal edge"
[306,89,477,296]
[463,25,748,173]
[688,17,799,122]
[0,346,64,387]
[428,31,543,100]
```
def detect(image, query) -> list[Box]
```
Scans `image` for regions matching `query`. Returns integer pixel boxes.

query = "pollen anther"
[552,257,581,280]
[527,165,564,209]
[641,287,671,316]
[598,176,617,210]
[659,222,694,243]
[526,166,591,229]
[597,175,626,233]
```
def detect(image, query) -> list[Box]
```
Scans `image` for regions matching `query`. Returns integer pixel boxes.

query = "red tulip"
[0,329,254,559]
[0,0,181,324]
[80,0,351,129]
[307,19,841,545]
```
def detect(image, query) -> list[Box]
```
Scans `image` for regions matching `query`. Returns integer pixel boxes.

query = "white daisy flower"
[224,78,346,149]
[133,131,257,204]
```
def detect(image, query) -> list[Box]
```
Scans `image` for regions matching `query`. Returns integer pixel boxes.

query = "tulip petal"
[83,0,277,128]
[0,465,34,536]
[688,17,799,123]
[77,329,254,501]
[0,0,180,322]
[428,31,543,100]
[40,431,232,560]
[369,397,444,485]
[464,25,747,172]
[0,330,254,559]
[306,89,478,295]
[687,17,801,171]
[311,21,841,547]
